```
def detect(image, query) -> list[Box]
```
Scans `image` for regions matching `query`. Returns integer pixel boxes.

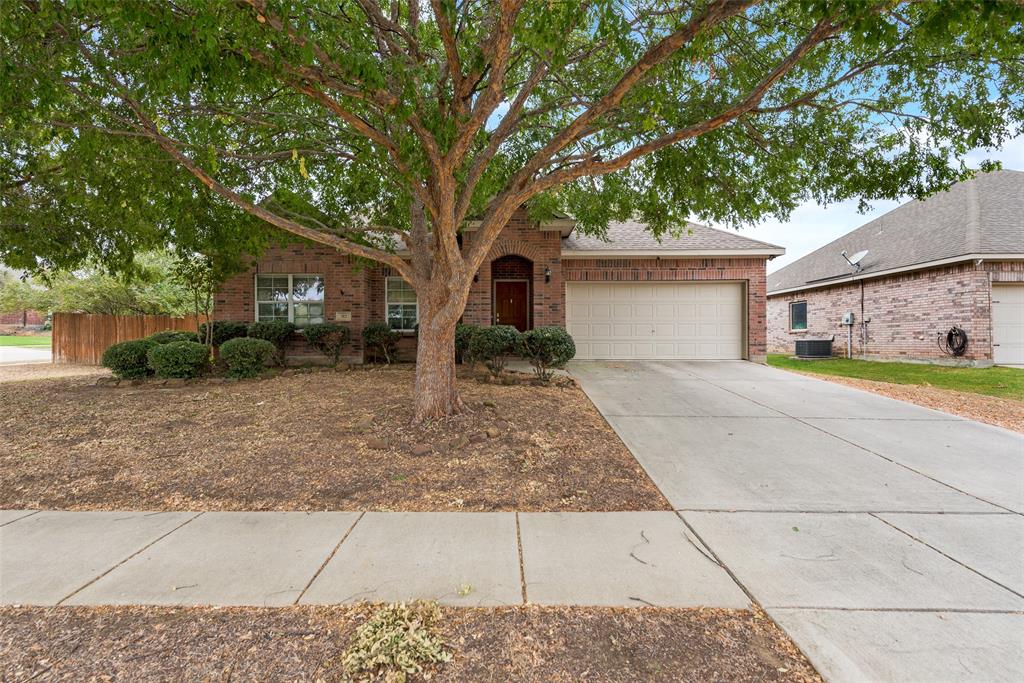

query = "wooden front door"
[494,281,529,331]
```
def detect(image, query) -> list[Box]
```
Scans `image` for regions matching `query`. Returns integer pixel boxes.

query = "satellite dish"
[841,249,869,273]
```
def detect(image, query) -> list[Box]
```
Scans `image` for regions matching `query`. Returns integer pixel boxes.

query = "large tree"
[1,1,1021,419]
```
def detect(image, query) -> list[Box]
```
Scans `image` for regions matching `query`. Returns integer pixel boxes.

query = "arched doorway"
[491,255,533,331]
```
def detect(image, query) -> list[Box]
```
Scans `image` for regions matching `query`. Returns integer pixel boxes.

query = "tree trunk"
[412,295,463,422]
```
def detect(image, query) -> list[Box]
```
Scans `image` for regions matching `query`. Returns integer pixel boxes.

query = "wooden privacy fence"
[53,312,201,365]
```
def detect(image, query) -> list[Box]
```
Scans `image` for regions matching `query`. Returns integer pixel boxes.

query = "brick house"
[0,309,46,333]
[216,208,783,364]
[767,170,1024,366]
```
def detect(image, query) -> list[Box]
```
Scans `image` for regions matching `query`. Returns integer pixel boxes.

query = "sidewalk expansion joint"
[515,512,528,605]
[700,375,1018,514]
[56,511,204,606]
[294,511,364,605]
[0,510,39,527]
[673,511,759,608]
[869,512,1024,600]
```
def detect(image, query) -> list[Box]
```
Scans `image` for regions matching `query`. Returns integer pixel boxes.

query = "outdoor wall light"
[473,273,479,283]
[544,266,552,283]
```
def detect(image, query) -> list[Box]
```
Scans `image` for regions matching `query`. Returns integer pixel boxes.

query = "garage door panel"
[992,285,1024,366]
[566,282,744,360]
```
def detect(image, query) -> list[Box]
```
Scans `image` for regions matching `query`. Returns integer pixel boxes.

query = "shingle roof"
[562,219,784,253]
[768,169,1024,294]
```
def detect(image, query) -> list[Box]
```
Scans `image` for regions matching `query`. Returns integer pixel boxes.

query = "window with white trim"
[385,276,418,331]
[255,274,325,327]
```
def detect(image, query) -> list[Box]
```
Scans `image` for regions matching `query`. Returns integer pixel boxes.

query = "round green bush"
[146,330,199,345]
[146,340,209,379]
[454,323,480,364]
[517,327,576,381]
[362,322,400,364]
[247,320,297,365]
[197,320,249,347]
[302,323,351,365]
[468,325,521,376]
[220,337,277,378]
[101,338,157,379]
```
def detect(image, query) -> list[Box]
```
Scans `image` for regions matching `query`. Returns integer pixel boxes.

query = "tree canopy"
[2,0,1021,418]
[2,1,1021,275]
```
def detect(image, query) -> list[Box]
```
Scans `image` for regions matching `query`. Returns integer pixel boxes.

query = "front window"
[790,301,808,331]
[256,274,324,327]
[386,276,418,331]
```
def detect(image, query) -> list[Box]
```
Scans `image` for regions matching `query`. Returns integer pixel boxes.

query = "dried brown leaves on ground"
[804,374,1024,433]
[0,366,667,511]
[0,605,822,683]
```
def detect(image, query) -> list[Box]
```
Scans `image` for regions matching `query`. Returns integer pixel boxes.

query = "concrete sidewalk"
[0,510,749,609]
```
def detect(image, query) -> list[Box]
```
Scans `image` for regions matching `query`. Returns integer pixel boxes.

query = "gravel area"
[0,366,668,511]
[0,605,821,682]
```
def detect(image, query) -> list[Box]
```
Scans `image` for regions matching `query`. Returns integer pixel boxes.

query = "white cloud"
[746,136,1024,274]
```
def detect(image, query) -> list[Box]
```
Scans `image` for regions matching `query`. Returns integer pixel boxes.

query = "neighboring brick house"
[767,170,1024,366]
[216,208,784,364]
[0,309,46,332]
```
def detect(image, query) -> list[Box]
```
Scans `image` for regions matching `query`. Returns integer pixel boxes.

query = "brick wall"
[0,310,45,327]
[462,208,564,327]
[215,242,372,364]
[216,211,777,364]
[562,256,769,362]
[215,208,564,362]
[767,259,1024,363]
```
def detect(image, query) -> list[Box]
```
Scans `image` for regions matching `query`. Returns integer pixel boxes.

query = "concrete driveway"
[572,360,1024,683]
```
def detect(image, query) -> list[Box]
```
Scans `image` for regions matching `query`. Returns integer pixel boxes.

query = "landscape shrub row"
[101,319,575,382]
[458,324,575,381]
[101,320,347,379]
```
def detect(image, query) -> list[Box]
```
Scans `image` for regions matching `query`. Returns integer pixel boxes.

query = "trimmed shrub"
[468,325,520,377]
[101,338,156,379]
[454,323,480,365]
[246,320,296,364]
[518,327,576,381]
[197,320,249,347]
[146,340,209,379]
[302,323,351,365]
[220,337,277,378]
[146,330,199,345]
[363,322,400,364]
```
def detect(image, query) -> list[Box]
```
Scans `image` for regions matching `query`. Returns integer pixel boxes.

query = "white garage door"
[992,284,1024,366]
[566,282,744,360]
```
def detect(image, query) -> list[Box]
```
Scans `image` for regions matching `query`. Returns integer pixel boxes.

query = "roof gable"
[768,169,1024,294]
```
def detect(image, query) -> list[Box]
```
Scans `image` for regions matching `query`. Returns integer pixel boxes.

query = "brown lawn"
[0,605,821,682]
[0,366,668,511]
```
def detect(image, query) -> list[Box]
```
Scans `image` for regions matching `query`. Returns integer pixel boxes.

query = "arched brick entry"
[491,255,533,330]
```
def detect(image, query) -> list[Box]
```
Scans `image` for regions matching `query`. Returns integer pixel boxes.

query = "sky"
[741,136,1024,274]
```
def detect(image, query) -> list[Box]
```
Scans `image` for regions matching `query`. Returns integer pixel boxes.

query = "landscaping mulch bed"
[795,373,1024,433]
[0,605,821,682]
[0,366,668,511]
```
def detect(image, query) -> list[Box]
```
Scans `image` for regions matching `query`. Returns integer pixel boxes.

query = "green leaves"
[0,0,1021,272]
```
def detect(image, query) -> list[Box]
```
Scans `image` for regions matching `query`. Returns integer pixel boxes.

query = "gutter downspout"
[859,280,866,359]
